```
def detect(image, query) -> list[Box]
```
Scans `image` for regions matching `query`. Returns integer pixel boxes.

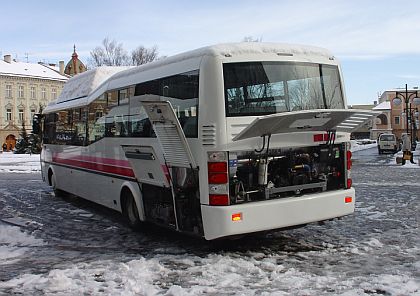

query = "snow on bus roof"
[109,42,334,80]
[56,66,130,103]
[44,43,334,113]
[44,66,130,113]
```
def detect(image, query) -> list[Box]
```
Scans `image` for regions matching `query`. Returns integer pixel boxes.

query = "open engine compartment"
[229,143,347,204]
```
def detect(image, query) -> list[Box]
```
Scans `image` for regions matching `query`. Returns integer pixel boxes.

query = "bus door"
[140,101,202,234]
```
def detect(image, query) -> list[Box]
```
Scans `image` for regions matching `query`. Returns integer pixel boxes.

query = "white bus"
[39,43,377,240]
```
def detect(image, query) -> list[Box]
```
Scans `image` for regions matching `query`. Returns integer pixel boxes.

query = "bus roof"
[44,42,335,113]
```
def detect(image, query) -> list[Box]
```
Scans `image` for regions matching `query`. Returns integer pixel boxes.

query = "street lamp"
[393,84,420,149]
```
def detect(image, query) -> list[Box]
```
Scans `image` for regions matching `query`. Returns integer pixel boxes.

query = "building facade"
[371,87,420,141]
[0,55,68,151]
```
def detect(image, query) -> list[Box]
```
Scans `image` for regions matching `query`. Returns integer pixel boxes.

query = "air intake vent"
[201,124,216,146]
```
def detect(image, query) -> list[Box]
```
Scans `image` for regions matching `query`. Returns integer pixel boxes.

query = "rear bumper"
[201,188,355,240]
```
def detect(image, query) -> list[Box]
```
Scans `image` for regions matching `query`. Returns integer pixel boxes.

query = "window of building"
[6,85,12,98]
[31,87,36,99]
[394,116,400,125]
[6,109,12,121]
[18,85,24,98]
[18,109,24,122]
[42,88,47,100]
[52,88,57,100]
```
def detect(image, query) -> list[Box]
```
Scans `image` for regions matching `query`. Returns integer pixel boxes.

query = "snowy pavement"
[0,152,41,173]
[0,148,419,295]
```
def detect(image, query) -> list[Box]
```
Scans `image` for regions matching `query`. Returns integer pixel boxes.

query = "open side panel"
[142,101,197,169]
[233,109,381,141]
[122,145,170,187]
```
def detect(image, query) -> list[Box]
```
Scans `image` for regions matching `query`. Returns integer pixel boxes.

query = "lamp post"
[393,84,420,149]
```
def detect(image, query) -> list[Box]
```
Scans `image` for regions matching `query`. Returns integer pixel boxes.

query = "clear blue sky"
[2,0,420,105]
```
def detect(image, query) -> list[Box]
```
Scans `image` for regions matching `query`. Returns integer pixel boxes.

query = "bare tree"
[90,37,129,67]
[131,45,159,66]
[89,37,159,68]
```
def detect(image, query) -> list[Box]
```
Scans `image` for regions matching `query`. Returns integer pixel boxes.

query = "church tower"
[64,45,87,76]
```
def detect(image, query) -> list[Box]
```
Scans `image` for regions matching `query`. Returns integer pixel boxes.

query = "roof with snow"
[372,101,391,110]
[0,60,68,81]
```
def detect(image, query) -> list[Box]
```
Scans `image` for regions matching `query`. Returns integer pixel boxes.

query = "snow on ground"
[0,223,46,266]
[0,249,418,295]
[0,152,41,173]
[350,139,377,152]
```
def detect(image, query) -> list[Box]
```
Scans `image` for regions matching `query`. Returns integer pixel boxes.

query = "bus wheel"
[49,170,66,197]
[123,191,141,229]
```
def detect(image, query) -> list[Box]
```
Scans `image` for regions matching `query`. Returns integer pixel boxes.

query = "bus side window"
[134,70,199,138]
[88,95,106,144]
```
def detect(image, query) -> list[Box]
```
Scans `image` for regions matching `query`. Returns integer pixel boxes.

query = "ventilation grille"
[154,124,192,168]
[201,124,216,146]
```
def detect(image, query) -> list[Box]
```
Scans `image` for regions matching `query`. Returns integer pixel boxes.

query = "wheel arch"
[120,182,145,221]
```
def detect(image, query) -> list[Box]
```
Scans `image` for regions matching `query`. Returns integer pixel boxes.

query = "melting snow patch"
[0,223,45,265]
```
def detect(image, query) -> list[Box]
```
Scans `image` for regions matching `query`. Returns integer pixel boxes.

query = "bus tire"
[48,170,64,196]
[123,190,141,229]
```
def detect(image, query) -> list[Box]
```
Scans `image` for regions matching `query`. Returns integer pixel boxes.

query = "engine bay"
[229,143,347,204]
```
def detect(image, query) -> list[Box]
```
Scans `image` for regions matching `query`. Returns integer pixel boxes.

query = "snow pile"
[0,152,41,173]
[0,251,418,295]
[350,139,377,152]
[0,223,46,265]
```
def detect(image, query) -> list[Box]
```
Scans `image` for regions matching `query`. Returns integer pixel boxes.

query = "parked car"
[377,133,399,154]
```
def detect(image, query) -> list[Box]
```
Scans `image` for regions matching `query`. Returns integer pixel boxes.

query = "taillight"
[346,150,352,170]
[346,149,352,189]
[208,152,229,206]
[208,172,228,184]
[208,162,227,172]
[209,194,229,206]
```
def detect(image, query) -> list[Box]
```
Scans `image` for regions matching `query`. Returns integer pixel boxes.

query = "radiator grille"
[154,124,192,168]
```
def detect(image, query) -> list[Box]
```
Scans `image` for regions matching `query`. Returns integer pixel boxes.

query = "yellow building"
[371,87,420,141]
[0,55,68,150]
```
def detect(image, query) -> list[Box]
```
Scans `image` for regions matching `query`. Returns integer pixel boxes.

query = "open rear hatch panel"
[233,109,380,141]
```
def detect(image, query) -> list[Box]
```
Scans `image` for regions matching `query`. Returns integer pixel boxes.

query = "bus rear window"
[223,62,344,117]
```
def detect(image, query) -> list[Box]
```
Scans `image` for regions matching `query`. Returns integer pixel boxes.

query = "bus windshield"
[224,62,344,117]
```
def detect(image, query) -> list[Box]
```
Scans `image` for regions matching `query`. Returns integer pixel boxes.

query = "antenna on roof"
[25,53,29,62]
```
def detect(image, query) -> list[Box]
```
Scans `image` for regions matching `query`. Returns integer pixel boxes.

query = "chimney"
[4,55,12,63]
[59,61,65,75]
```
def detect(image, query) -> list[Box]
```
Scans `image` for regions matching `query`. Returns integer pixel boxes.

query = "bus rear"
[194,48,377,239]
